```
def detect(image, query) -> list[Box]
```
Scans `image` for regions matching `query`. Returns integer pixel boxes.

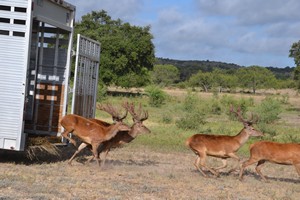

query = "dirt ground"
[0,145,299,200]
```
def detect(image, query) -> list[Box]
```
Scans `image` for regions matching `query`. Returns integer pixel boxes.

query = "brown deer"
[239,141,300,182]
[60,104,130,166]
[185,106,263,177]
[87,102,150,166]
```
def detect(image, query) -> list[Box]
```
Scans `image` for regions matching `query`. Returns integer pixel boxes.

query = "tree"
[210,69,238,92]
[289,40,300,89]
[236,66,277,94]
[188,70,214,92]
[74,10,155,87]
[151,64,179,86]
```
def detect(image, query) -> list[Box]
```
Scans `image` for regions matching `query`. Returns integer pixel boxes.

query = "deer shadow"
[239,170,300,184]
[0,145,79,165]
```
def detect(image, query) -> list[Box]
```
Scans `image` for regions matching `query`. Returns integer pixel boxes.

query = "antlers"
[97,103,128,122]
[230,105,258,125]
[122,102,148,122]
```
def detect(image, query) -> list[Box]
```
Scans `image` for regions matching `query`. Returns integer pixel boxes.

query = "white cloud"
[66,0,299,67]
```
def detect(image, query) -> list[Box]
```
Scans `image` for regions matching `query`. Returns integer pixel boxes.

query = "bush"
[161,114,173,124]
[210,99,222,115]
[176,108,206,130]
[144,85,167,107]
[183,91,198,112]
[97,84,107,101]
[254,97,282,124]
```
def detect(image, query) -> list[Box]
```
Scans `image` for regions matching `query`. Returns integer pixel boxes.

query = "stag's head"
[230,105,263,137]
[123,102,151,134]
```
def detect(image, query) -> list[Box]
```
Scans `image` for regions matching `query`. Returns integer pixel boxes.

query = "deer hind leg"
[212,158,227,172]
[239,157,259,181]
[68,143,88,165]
[61,129,77,146]
[198,153,219,177]
[194,155,208,177]
[255,160,268,182]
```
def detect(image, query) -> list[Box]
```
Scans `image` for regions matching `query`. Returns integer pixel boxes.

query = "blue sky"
[67,0,300,68]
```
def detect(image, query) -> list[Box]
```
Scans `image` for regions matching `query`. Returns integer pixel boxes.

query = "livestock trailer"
[0,0,100,151]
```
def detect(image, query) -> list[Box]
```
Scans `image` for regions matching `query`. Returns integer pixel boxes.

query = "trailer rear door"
[72,34,101,118]
[0,0,32,150]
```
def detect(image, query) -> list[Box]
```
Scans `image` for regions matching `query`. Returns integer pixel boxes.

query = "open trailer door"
[0,0,33,150]
[71,34,101,118]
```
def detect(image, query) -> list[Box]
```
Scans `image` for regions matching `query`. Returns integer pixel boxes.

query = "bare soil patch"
[0,145,299,199]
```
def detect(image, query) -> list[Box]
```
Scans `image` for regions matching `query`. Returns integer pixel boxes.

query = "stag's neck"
[127,124,139,138]
[233,129,250,147]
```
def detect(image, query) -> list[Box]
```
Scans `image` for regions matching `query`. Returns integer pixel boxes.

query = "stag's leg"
[91,143,101,166]
[239,158,259,181]
[68,143,88,165]
[212,158,227,171]
[194,155,208,177]
[61,129,77,146]
[198,153,219,177]
[101,149,110,168]
[255,160,268,182]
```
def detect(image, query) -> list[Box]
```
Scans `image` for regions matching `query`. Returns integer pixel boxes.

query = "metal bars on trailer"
[72,34,100,118]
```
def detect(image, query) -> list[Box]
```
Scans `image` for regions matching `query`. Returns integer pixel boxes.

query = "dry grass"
[26,137,61,160]
[0,145,299,199]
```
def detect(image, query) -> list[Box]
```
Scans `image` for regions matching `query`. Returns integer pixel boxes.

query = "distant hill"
[155,57,294,81]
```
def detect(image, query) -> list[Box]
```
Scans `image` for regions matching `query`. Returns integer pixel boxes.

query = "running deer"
[239,141,300,182]
[60,104,130,166]
[94,102,150,167]
[86,102,150,165]
[185,106,263,177]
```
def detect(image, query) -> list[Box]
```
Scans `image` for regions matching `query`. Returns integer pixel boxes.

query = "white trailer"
[0,0,100,151]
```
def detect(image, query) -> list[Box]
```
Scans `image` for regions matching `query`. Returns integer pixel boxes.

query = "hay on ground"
[26,137,61,160]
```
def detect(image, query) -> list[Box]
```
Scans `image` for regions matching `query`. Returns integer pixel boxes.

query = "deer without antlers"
[88,102,151,166]
[60,103,130,166]
[239,141,300,182]
[185,105,263,177]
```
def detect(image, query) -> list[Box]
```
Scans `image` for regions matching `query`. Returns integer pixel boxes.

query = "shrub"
[97,84,107,101]
[161,114,173,124]
[144,85,167,107]
[210,99,222,115]
[183,91,198,112]
[254,97,282,124]
[176,108,206,130]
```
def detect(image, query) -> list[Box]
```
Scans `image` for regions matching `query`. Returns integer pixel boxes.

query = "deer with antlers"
[88,102,151,166]
[239,141,300,182]
[60,104,130,166]
[185,105,263,177]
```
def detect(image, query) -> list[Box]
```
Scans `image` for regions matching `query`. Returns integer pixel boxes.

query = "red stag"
[185,106,263,177]
[239,141,300,181]
[95,102,150,167]
[60,104,130,166]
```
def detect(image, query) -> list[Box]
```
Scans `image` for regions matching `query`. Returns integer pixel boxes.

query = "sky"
[67,0,300,68]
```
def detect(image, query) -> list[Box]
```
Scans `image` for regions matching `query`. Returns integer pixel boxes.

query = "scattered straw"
[26,137,61,160]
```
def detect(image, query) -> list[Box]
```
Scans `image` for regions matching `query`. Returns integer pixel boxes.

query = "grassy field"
[0,88,300,199]
[99,88,300,154]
